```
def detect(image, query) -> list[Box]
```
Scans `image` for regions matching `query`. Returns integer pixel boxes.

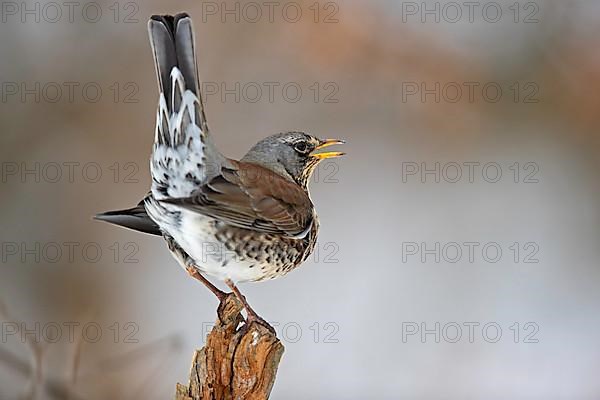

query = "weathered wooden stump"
[175,294,284,400]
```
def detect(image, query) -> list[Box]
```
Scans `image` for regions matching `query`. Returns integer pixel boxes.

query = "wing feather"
[162,162,314,238]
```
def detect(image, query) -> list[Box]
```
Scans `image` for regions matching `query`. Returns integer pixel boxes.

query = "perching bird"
[95,13,344,325]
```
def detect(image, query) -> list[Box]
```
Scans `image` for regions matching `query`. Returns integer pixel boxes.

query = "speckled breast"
[212,216,320,282]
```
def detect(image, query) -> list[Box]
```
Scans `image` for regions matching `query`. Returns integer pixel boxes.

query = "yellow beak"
[310,139,345,159]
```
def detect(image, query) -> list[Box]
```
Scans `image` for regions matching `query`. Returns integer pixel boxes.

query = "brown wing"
[161,161,314,238]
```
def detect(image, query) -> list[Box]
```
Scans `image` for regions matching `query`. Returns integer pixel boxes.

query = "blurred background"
[1,0,599,398]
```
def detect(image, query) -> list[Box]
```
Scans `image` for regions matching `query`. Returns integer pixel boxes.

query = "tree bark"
[175,294,284,400]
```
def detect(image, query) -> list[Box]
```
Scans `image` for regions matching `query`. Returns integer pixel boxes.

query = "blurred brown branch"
[175,294,284,400]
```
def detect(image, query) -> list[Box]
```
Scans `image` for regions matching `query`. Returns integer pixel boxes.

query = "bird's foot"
[245,310,276,335]
[224,278,276,335]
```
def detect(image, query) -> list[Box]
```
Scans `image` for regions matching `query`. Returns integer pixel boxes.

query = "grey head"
[241,131,345,189]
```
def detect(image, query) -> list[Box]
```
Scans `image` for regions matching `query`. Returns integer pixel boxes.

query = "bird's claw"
[246,311,277,335]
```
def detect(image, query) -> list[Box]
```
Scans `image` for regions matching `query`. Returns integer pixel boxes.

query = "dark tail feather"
[148,13,200,107]
[94,202,161,236]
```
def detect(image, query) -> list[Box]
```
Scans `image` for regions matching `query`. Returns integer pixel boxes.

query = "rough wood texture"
[175,294,284,400]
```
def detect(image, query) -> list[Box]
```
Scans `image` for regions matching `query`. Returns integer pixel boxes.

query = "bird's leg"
[167,236,229,302]
[186,265,227,302]
[225,279,275,333]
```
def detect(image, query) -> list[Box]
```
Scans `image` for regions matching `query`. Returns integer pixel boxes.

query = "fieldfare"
[95,13,344,325]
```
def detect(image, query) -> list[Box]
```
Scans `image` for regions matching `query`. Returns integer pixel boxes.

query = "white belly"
[146,199,263,283]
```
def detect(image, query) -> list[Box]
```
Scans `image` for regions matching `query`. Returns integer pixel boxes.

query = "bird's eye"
[294,141,309,154]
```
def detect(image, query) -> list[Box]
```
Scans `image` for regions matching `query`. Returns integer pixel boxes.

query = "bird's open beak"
[310,139,345,159]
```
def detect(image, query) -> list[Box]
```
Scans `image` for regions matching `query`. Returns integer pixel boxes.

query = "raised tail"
[147,13,224,201]
[148,13,208,134]
[94,200,161,236]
